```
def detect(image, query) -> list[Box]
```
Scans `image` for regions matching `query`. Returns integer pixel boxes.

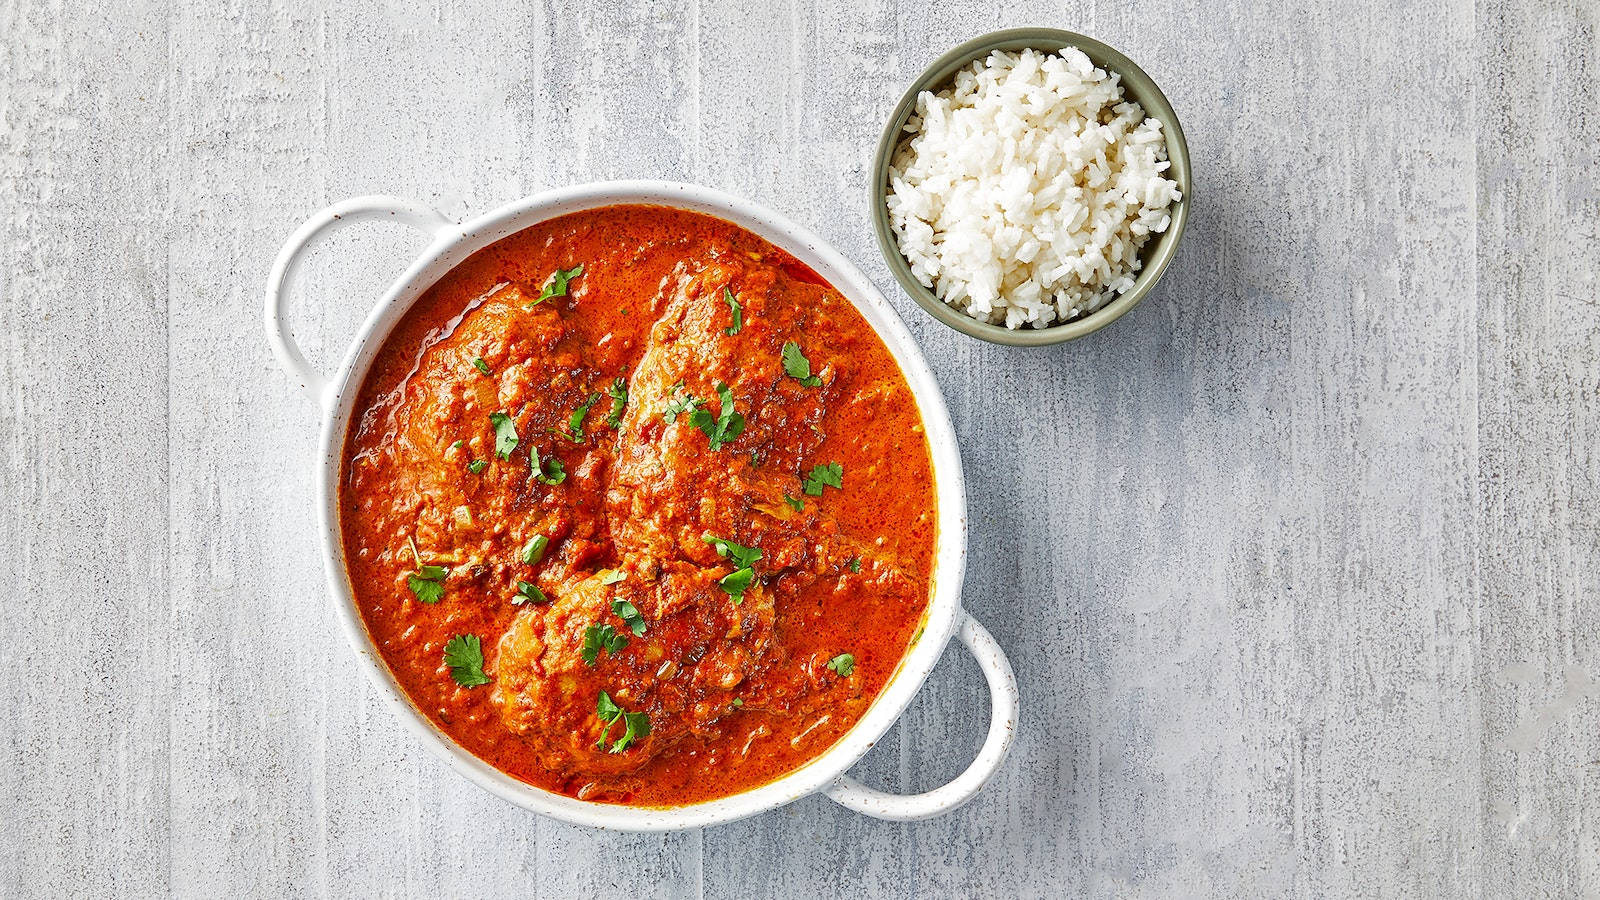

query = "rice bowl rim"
[870,27,1191,347]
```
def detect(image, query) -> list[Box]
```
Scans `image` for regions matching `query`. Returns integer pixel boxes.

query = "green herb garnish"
[407,564,448,604]
[595,691,651,753]
[663,380,703,424]
[530,446,567,485]
[848,556,862,573]
[443,634,491,687]
[803,461,843,496]
[783,492,804,512]
[532,264,584,305]
[731,698,744,708]
[826,653,855,677]
[581,624,628,666]
[606,377,628,427]
[472,357,492,376]
[489,412,519,459]
[702,532,762,569]
[520,534,549,565]
[722,287,743,336]
[554,393,601,443]
[782,341,823,387]
[717,567,755,605]
[600,568,626,586]
[467,459,487,474]
[689,381,746,450]
[611,598,646,637]
[513,580,547,606]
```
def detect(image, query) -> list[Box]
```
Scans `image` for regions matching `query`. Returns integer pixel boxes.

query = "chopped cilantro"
[611,598,646,637]
[717,567,755,605]
[530,446,567,485]
[731,698,744,708]
[600,569,626,585]
[467,459,487,474]
[606,377,628,427]
[595,691,651,753]
[848,556,862,573]
[513,580,547,605]
[781,341,823,387]
[520,534,549,565]
[689,381,746,450]
[722,287,743,336]
[472,357,492,376]
[581,624,629,666]
[783,492,804,512]
[532,264,584,305]
[449,439,464,450]
[803,461,844,496]
[701,532,762,569]
[826,653,855,677]
[489,412,519,459]
[554,393,601,442]
[407,564,448,604]
[663,380,703,423]
[443,634,491,687]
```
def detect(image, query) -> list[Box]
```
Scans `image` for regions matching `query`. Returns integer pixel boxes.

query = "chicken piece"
[491,564,788,777]
[345,281,605,587]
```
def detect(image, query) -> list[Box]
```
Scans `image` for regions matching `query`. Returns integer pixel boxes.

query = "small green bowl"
[870,28,1191,346]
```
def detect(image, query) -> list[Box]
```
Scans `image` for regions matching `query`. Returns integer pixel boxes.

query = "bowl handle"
[823,609,1018,820]
[263,196,454,406]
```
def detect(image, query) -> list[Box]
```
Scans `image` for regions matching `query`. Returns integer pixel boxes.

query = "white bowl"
[263,182,1018,831]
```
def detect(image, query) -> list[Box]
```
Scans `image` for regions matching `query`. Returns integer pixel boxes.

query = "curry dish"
[341,205,936,805]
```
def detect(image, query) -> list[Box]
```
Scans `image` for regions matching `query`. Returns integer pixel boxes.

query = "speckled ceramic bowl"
[870,28,1192,346]
[264,182,1019,831]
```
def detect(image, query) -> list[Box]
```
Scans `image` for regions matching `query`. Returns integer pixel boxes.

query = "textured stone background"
[2,0,1596,896]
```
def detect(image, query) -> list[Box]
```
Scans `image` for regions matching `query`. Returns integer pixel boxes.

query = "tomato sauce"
[341,206,935,805]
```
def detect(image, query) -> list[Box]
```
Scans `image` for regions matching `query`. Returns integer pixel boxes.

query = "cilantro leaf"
[443,634,491,687]
[718,567,755,605]
[701,532,762,569]
[595,691,646,752]
[472,357,492,376]
[513,580,547,605]
[533,264,584,305]
[691,382,746,450]
[781,341,823,387]
[530,446,567,485]
[722,287,743,336]
[848,556,862,573]
[826,653,855,677]
[783,492,804,512]
[554,393,601,443]
[600,569,626,586]
[489,412,519,459]
[520,535,549,565]
[467,459,487,474]
[581,624,628,666]
[803,461,844,496]
[606,377,628,427]
[663,381,704,423]
[610,710,651,753]
[407,565,448,604]
[611,598,647,636]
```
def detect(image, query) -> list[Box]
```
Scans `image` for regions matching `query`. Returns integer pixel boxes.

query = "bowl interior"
[870,28,1191,347]
[317,182,969,831]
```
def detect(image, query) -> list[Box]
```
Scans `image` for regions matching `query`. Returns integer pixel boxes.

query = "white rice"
[886,47,1181,329]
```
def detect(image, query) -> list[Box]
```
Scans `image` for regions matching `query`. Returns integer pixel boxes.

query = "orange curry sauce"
[341,205,935,805]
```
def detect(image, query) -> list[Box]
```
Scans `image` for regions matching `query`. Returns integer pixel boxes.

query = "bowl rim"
[310,181,973,831]
[869,27,1192,346]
